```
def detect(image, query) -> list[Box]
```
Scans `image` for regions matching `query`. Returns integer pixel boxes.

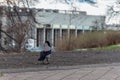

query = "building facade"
[0,6,105,49]
[35,9,105,47]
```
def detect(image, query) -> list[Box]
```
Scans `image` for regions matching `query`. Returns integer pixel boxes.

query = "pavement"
[1,63,120,80]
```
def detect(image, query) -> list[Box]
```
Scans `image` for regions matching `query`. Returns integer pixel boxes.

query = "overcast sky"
[30,0,117,16]
[33,0,119,24]
[0,0,117,16]
[0,0,119,24]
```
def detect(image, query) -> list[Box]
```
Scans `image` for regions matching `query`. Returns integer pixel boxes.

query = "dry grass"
[56,34,77,51]
[76,31,107,48]
[56,30,120,51]
[0,72,3,77]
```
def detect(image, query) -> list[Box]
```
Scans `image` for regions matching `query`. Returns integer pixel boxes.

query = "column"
[75,26,78,37]
[68,25,70,38]
[60,25,62,41]
[34,28,37,47]
[51,25,54,46]
[43,26,46,44]
[82,25,85,34]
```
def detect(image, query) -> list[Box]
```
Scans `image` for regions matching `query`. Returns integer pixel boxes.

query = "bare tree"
[106,0,120,24]
[0,0,100,52]
[0,0,39,52]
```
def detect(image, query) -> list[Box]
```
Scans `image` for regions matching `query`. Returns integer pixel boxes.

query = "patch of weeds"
[0,72,4,77]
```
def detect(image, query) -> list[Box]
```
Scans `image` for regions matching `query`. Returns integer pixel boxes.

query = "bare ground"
[0,49,120,69]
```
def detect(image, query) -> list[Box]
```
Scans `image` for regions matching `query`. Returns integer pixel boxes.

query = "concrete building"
[35,9,105,47]
[0,6,105,49]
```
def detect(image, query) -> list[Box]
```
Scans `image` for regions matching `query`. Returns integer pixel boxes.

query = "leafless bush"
[105,31,120,45]
[56,30,120,51]
[76,31,108,48]
[56,34,77,51]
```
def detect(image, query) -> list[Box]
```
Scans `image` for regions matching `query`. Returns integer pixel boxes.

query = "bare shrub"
[56,30,120,51]
[105,31,120,45]
[6,21,30,52]
[56,34,77,51]
[76,31,108,48]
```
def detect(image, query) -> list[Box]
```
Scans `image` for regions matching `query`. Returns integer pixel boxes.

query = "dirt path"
[0,49,120,69]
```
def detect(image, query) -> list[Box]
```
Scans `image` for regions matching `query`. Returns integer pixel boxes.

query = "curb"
[1,62,120,73]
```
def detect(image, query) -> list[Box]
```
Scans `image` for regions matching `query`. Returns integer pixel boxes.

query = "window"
[44,24,51,28]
